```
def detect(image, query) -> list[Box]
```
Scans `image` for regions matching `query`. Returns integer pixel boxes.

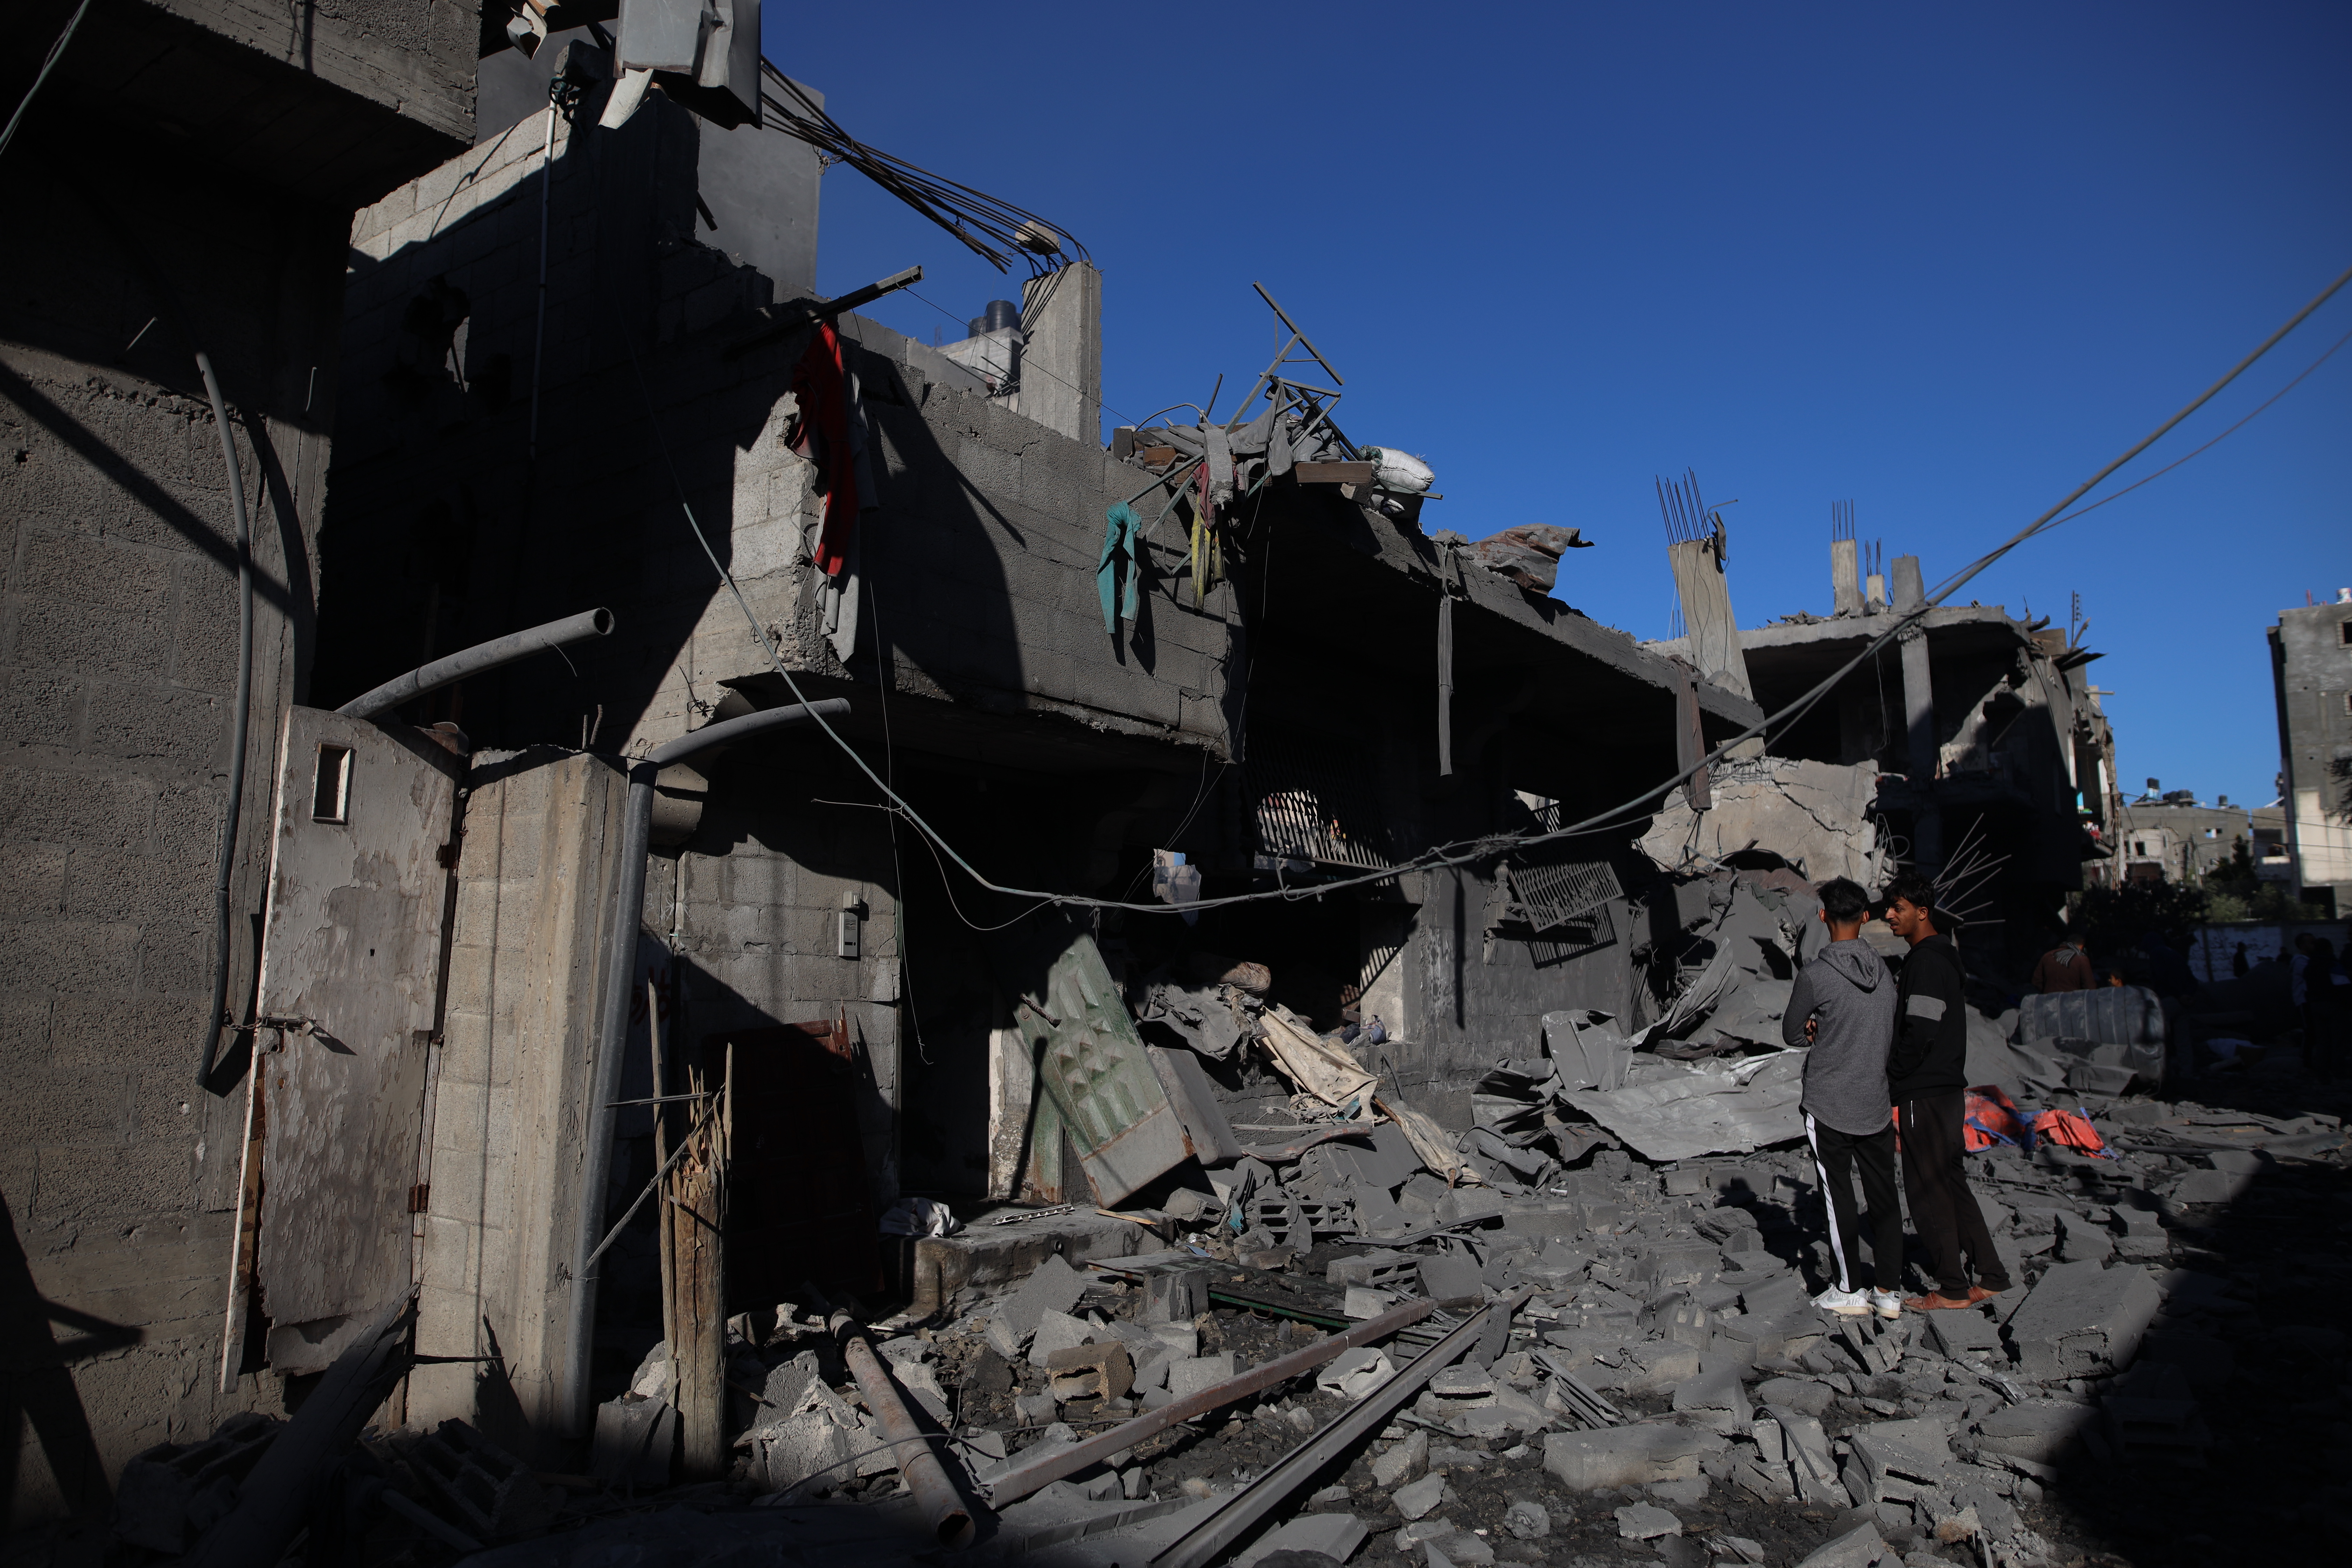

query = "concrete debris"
[1563,1052,1807,1161]
[1638,756,1890,887]
[111,1413,281,1553]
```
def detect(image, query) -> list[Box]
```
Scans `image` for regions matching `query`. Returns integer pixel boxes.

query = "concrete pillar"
[1832,538,1863,616]
[1891,554,1940,869]
[1667,538,1753,701]
[1012,262,1102,443]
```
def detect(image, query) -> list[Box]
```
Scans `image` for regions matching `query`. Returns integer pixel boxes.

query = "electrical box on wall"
[838,892,865,960]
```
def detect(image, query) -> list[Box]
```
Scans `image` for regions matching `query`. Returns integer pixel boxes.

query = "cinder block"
[109,1410,280,1552]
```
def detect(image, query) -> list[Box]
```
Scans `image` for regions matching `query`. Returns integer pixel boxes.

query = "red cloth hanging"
[790,322,859,577]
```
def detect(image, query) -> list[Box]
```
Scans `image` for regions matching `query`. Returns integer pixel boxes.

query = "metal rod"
[1148,1287,1533,1568]
[726,264,924,359]
[983,1296,1437,1508]
[833,1312,974,1549]
[337,608,615,721]
[559,699,849,1436]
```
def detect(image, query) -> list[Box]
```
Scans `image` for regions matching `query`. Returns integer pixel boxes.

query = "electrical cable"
[760,77,1085,276]
[0,0,91,164]
[638,256,2351,921]
[75,191,259,1087]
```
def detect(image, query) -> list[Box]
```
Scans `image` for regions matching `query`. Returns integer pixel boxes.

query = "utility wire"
[0,0,90,164]
[639,258,2352,921]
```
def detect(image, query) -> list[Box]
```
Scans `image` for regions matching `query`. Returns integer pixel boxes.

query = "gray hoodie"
[1782,937,1897,1136]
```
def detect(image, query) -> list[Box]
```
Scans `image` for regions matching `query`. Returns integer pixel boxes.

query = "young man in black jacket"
[1883,872,2012,1310]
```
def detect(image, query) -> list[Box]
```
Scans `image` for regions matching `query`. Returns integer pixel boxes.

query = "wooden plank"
[1293,461,1375,485]
[250,709,462,1373]
[671,1057,726,1481]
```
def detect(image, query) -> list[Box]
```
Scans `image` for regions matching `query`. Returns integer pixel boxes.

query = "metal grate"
[1500,853,1622,937]
[1245,736,1395,871]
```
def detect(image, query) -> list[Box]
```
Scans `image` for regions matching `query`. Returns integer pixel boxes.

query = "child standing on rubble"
[1883,871,2014,1310]
[1783,876,1903,1320]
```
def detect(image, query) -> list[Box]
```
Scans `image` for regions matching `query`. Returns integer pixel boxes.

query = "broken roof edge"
[1282,493,1765,729]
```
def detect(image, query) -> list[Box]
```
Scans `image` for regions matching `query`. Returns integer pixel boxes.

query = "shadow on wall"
[310,82,1056,761]
[0,1192,142,1524]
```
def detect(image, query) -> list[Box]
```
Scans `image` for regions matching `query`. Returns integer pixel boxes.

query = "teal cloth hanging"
[1097,502,1142,632]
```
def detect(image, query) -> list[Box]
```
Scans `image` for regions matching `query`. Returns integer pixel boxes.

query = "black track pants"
[1898,1091,2010,1295]
[1805,1113,1902,1294]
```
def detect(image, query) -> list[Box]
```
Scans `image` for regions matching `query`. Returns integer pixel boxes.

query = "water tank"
[967,317,988,338]
[984,299,1021,333]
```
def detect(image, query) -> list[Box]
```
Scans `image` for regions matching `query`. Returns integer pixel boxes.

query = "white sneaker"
[1813,1286,1869,1316]
[1869,1289,1902,1320]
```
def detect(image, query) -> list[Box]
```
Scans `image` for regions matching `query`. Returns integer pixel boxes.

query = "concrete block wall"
[0,169,348,1526]
[659,750,905,1202]
[0,6,477,1521]
[161,0,477,147]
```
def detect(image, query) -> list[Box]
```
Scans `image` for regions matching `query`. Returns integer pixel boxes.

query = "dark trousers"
[1898,1091,2010,1295]
[1804,1113,1902,1293]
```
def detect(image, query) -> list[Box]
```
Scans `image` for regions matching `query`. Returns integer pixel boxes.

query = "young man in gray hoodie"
[1782,877,1902,1319]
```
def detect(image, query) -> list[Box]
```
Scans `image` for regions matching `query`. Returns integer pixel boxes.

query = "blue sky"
[766,2,2352,813]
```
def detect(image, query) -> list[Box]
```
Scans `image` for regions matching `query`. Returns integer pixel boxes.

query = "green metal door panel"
[996,915,1190,1206]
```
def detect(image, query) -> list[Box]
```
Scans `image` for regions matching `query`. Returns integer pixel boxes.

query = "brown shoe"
[1903,1292,1975,1311]
[1965,1284,2006,1304]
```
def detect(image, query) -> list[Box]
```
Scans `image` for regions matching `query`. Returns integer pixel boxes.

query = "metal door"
[994,916,1190,1206]
[221,708,461,1378]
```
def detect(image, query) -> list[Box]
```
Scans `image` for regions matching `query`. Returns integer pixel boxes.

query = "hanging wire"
[759,73,1087,277]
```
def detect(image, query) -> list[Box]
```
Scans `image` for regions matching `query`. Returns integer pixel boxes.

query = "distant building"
[2114,785,2251,884]
[2268,594,2352,913]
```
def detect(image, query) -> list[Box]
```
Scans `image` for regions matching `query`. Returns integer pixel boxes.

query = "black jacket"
[1889,931,1969,1099]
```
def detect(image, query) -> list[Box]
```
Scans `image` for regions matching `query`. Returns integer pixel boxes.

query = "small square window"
[2340,618,2352,645]
[312,744,352,823]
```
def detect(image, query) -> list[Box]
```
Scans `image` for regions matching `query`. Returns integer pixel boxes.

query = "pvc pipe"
[192,344,253,1091]
[834,1312,974,1549]
[558,699,851,1437]
[336,607,615,721]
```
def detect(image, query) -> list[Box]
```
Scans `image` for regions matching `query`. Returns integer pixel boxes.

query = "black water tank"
[984,299,1021,332]
[967,317,988,338]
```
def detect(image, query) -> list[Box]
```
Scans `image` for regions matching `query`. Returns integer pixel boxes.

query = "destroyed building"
[1646,517,2122,976]
[18,11,2338,1568]
[2267,593,2352,913]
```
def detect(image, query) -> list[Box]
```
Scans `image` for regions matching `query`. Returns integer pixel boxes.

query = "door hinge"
[408,1183,431,1213]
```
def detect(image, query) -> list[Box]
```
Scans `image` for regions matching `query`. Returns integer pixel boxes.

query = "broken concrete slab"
[1371,1429,1430,1487]
[1615,1501,1682,1538]
[1793,1521,1890,1568]
[1502,1498,1550,1540]
[2000,1260,2161,1380]
[1420,1254,1485,1306]
[111,1413,280,1553]
[1544,1424,1724,1490]
[996,1252,1087,1349]
[1393,1472,1449,1520]
[1318,1346,1395,1401]
[1971,1403,2094,1466]
[1029,1308,1094,1369]
[1168,1353,1239,1398]
[1235,1511,1370,1566]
